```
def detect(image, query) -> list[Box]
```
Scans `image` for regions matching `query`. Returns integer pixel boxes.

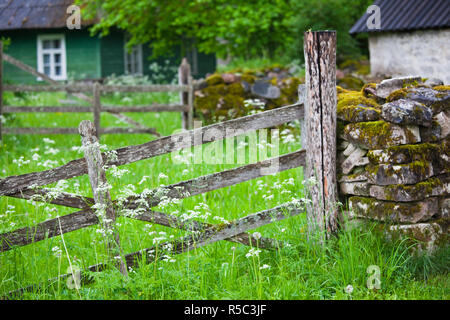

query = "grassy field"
[0,90,448,300]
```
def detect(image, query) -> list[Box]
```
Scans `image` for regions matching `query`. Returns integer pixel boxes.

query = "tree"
[77,0,296,59]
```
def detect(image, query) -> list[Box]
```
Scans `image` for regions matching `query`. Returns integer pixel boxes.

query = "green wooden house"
[0,0,216,83]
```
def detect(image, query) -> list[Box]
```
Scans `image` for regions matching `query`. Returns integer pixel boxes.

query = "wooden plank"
[124,202,304,268]
[6,188,94,209]
[5,150,305,213]
[3,84,92,93]
[0,41,3,141]
[2,127,161,135]
[3,106,92,113]
[3,202,302,299]
[0,103,304,195]
[3,84,188,94]
[79,120,127,276]
[132,210,281,250]
[1,150,304,251]
[102,104,188,113]
[106,112,161,137]
[0,209,98,252]
[124,150,306,209]
[3,53,56,84]
[303,31,338,239]
[2,127,80,134]
[100,84,189,93]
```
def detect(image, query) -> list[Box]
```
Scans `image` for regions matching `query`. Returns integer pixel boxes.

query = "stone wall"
[337,77,449,253]
[369,29,450,84]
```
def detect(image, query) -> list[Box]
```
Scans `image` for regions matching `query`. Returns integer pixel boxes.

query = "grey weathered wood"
[79,120,127,276]
[106,111,161,137]
[0,209,98,252]
[179,58,191,130]
[124,202,304,268]
[92,83,101,139]
[188,75,194,129]
[131,210,280,250]
[3,202,302,299]
[124,150,306,209]
[100,84,189,93]
[3,53,56,84]
[3,106,92,113]
[3,84,92,93]
[3,83,189,94]
[6,188,94,209]
[5,150,305,215]
[318,32,338,235]
[304,31,339,239]
[3,105,187,114]
[1,150,304,251]
[103,104,188,113]
[0,41,3,141]
[2,127,160,135]
[3,53,93,104]
[0,103,304,195]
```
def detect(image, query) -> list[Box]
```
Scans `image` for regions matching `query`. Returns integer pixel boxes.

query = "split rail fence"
[0,42,195,140]
[0,31,338,297]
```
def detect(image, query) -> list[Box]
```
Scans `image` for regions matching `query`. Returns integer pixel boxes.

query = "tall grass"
[0,91,448,300]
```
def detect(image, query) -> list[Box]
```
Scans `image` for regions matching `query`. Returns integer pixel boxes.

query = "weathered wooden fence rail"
[0,43,195,139]
[0,31,338,298]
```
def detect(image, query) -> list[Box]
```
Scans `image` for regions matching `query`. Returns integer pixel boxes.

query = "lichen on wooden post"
[303,31,339,240]
[79,120,128,276]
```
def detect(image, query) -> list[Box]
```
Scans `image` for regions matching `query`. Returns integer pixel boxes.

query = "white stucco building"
[350,0,450,83]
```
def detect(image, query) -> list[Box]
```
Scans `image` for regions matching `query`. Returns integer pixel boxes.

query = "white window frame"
[124,35,143,75]
[37,34,67,81]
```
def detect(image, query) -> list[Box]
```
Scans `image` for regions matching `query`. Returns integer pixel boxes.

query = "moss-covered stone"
[343,121,420,150]
[338,75,365,90]
[349,196,439,223]
[386,88,408,102]
[205,74,225,86]
[433,85,450,91]
[366,160,435,186]
[367,143,441,165]
[369,175,448,202]
[388,221,449,254]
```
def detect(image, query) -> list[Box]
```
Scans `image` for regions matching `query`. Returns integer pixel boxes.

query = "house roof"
[0,0,96,30]
[350,0,450,34]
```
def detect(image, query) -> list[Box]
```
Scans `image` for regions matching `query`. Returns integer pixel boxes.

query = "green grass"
[0,91,448,300]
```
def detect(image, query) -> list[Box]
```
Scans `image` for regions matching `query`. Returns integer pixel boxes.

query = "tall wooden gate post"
[79,120,128,276]
[179,58,193,130]
[303,31,338,239]
[0,41,3,141]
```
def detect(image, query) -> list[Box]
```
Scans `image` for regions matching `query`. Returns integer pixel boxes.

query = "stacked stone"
[337,76,450,252]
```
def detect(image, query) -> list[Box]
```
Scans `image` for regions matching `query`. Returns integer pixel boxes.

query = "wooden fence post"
[92,82,101,139]
[188,75,194,129]
[0,41,3,141]
[178,58,191,130]
[303,31,338,239]
[79,120,128,276]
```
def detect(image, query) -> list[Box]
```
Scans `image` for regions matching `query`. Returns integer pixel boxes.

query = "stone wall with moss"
[194,67,302,124]
[337,76,450,253]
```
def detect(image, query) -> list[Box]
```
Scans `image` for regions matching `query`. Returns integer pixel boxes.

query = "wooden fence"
[0,31,338,297]
[0,43,195,140]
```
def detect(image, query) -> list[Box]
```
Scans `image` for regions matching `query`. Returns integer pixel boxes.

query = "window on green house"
[37,34,67,81]
[124,34,143,75]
